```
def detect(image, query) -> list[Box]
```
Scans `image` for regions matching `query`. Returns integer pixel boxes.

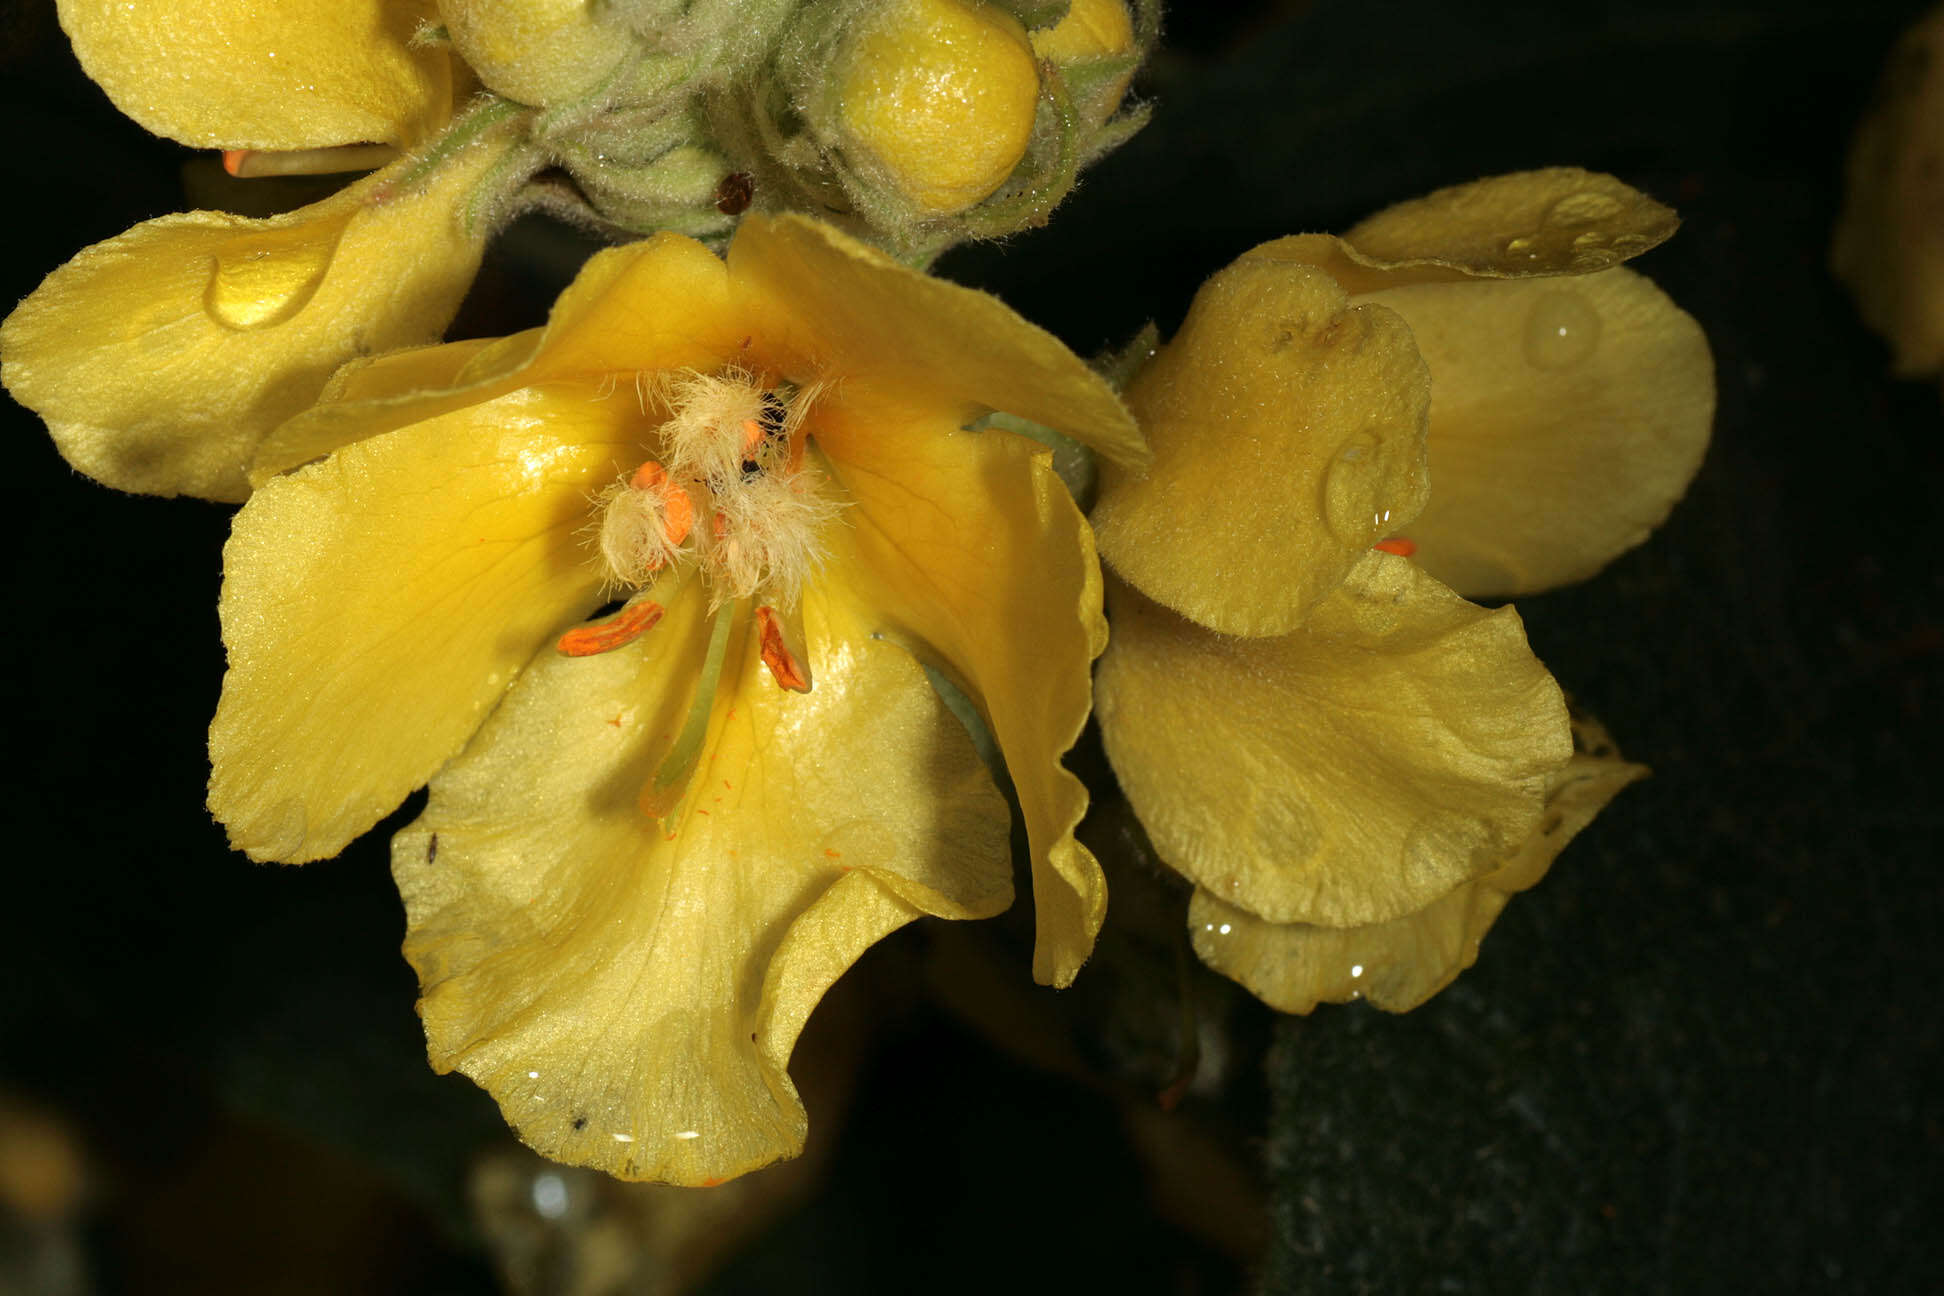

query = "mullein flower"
[1832,2,1944,381]
[207,213,1145,1183]
[1,0,522,501]
[1091,169,1712,1013]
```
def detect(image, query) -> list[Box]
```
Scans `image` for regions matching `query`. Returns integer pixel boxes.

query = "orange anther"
[661,483,694,547]
[556,600,664,657]
[221,149,249,176]
[1373,537,1417,557]
[712,510,729,540]
[756,605,811,692]
[741,418,765,457]
[630,459,668,491]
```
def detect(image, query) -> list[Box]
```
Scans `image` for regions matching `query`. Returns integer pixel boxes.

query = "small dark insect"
[715,171,754,215]
[572,1115,587,1131]
[426,833,439,863]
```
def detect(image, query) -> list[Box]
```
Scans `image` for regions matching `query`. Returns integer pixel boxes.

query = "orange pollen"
[756,606,811,693]
[740,419,765,457]
[629,459,694,547]
[1372,537,1417,557]
[556,600,664,657]
[712,510,730,541]
[221,149,249,176]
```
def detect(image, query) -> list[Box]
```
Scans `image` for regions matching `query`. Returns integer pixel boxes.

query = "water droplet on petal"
[204,235,336,330]
[1323,432,1397,545]
[1522,290,1602,370]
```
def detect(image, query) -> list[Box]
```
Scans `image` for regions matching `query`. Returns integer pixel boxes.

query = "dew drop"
[204,235,336,330]
[1521,290,1602,370]
[1543,190,1624,227]
[1323,432,1392,544]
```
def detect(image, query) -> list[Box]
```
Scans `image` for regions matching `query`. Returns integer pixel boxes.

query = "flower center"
[596,368,841,608]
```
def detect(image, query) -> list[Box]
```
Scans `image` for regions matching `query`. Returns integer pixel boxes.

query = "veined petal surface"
[393,580,1011,1184]
[1188,714,1645,1012]
[1340,167,1679,281]
[1096,556,1571,928]
[59,0,452,149]
[1363,268,1715,597]
[208,387,635,861]
[253,233,749,482]
[728,215,1147,470]
[818,398,1108,986]
[4,149,500,501]
[1092,256,1430,637]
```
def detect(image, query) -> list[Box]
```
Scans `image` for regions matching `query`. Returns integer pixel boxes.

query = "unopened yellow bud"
[835,0,1041,216]
[1030,0,1135,63]
[1032,0,1136,124]
[438,0,639,106]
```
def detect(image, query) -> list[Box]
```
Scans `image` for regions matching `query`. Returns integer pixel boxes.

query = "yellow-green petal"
[1831,5,1944,377]
[1361,267,1715,597]
[393,580,1011,1185]
[1096,556,1571,928]
[58,0,453,150]
[4,149,501,501]
[1091,255,1430,637]
[817,399,1109,986]
[1188,713,1646,1013]
[1340,167,1680,281]
[208,388,637,862]
[728,214,1147,470]
[252,233,745,483]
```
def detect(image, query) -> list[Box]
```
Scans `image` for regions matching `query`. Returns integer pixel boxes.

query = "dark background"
[2,1,1939,1292]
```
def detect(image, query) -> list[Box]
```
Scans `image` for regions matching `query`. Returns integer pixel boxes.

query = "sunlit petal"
[393,580,1011,1185]
[1091,254,1430,636]
[1188,712,1645,1012]
[4,151,499,501]
[728,214,1147,469]
[58,0,453,150]
[1096,557,1571,927]
[816,399,1108,986]
[1362,267,1715,597]
[208,389,638,861]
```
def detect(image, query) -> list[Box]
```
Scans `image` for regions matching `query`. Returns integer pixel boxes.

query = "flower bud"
[832,0,1042,216]
[1031,0,1137,128]
[439,0,640,106]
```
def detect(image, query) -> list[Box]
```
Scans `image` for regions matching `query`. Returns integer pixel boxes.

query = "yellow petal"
[252,232,745,483]
[208,388,638,861]
[1188,712,1646,1013]
[1831,5,1944,376]
[57,0,453,149]
[393,580,1011,1185]
[1095,556,1571,928]
[3,149,501,501]
[1090,254,1430,636]
[1340,167,1679,281]
[816,398,1109,986]
[727,214,1147,470]
[1361,267,1715,597]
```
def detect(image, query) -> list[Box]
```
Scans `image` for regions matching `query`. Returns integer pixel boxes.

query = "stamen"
[220,144,398,178]
[756,605,812,692]
[557,599,664,657]
[641,600,738,819]
[1373,537,1417,556]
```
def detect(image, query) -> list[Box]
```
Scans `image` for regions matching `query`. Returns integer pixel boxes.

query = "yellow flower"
[1091,170,1712,1013]
[205,213,1145,1183]
[1832,2,1944,379]
[832,0,1046,217]
[0,0,510,502]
